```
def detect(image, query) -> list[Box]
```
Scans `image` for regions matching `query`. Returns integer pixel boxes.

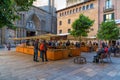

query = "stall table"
[16,46,81,61]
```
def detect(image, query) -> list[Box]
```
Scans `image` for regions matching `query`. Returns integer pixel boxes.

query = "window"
[86,5,89,10]
[65,11,66,15]
[68,29,71,33]
[68,19,71,24]
[59,30,62,34]
[90,28,94,31]
[82,6,85,10]
[76,8,78,12]
[67,11,69,15]
[70,10,72,14]
[79,7,81,11]
[105,0,112,9]
[90,3,94,9]
[103,13,114,21]
[59,21,62,25]
[60,13,61,16]
[73,9,75,13]
[62,12,64,16]
[20,14,22,24]
[23,14,25,25]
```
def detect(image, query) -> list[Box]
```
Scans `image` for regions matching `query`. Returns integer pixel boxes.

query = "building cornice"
[56,0,95,13]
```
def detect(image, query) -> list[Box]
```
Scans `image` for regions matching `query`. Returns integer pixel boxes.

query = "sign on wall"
[115,19,120,24]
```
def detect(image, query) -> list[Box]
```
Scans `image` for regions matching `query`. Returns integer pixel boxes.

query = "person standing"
[66,40,70,46]
[39,40,48,62]
[89,41,92,52]
[33,39,39,62]
[7,43,11,51]
[43,40,48,61]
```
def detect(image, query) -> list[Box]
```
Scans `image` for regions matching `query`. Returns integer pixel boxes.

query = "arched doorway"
[26,14,41,37]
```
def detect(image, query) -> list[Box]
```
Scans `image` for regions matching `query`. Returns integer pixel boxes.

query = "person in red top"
[104,46,108,54]
[39,40,48,62]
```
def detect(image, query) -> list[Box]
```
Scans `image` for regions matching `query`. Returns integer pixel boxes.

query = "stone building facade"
[57,0,98,38]
[99,0,120,27]
[57,0,120,39]
[15,6,56,38]
[99,0,120,42]
[0,0,57,45]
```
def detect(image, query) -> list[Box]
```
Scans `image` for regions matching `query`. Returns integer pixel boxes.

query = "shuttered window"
[103,13,114,21]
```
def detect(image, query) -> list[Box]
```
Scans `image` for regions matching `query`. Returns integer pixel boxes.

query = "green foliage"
[70,14,94,41]
[14,0,35,11]
[97,20,120,40]
[0,0,35,29]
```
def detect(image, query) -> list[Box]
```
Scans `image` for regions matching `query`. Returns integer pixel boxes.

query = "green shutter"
[112,13,114,20]
[103,14,106,21]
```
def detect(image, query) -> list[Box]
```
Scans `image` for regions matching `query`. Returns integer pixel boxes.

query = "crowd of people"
[15,39,120,63]
[31,39,84,62]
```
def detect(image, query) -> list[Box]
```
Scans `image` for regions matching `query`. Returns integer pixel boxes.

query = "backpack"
[39,43,44,51]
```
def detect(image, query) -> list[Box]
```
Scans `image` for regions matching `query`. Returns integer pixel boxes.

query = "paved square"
[0,50,120,80]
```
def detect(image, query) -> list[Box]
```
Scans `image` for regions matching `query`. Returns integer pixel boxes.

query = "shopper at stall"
[7,43,11,51]
[39,40,48,62]
[43,40,48,61]
[66,40,70,46]
[33,39,39,62]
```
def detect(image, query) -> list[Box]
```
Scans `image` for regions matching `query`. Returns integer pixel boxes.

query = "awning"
[9,33,57,41]
[84,36,96,39]
[57,33,70,36]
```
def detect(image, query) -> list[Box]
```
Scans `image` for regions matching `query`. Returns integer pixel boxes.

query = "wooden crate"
[47,49,63,60]
[80,47,89,52]
[71,48,81,56]
[16,47,24,53]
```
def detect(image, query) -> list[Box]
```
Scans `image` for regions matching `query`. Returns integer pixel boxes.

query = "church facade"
[0,0,56,45]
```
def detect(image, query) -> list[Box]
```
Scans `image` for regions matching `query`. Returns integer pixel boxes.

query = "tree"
[0,0,36,29]
[70,14,94,42]
[97,20,120,42]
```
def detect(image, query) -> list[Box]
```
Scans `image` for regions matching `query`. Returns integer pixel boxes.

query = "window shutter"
[103,14,106,21]
[112,13,114,20]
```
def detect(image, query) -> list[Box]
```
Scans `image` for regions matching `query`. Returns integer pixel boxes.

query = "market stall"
[16,46,81,60]
[15,34,81,61]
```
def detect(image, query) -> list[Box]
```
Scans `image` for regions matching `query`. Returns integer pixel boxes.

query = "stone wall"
[57,0,98,38]
[0,6,57,45]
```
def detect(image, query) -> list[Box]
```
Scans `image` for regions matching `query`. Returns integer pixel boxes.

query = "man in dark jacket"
[33,39,39,62]
[44,40,48,62]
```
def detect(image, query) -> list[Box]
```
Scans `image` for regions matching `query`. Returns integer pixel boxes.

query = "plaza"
[0,0,120,80]
[0,50,120,80]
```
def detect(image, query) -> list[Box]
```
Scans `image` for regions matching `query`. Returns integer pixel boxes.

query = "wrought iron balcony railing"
[103,5,114,12]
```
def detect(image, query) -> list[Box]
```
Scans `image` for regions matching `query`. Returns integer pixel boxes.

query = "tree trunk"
[109,40,112,46]
[79,36,82,43]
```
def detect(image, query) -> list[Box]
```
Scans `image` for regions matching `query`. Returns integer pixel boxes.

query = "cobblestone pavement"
[0,48,15,52]
[0,50,120,80]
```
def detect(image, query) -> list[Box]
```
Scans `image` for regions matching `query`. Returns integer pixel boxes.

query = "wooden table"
[16,46,81,61]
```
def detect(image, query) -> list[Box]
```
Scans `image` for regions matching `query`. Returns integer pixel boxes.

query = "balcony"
[103,5,114,12]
